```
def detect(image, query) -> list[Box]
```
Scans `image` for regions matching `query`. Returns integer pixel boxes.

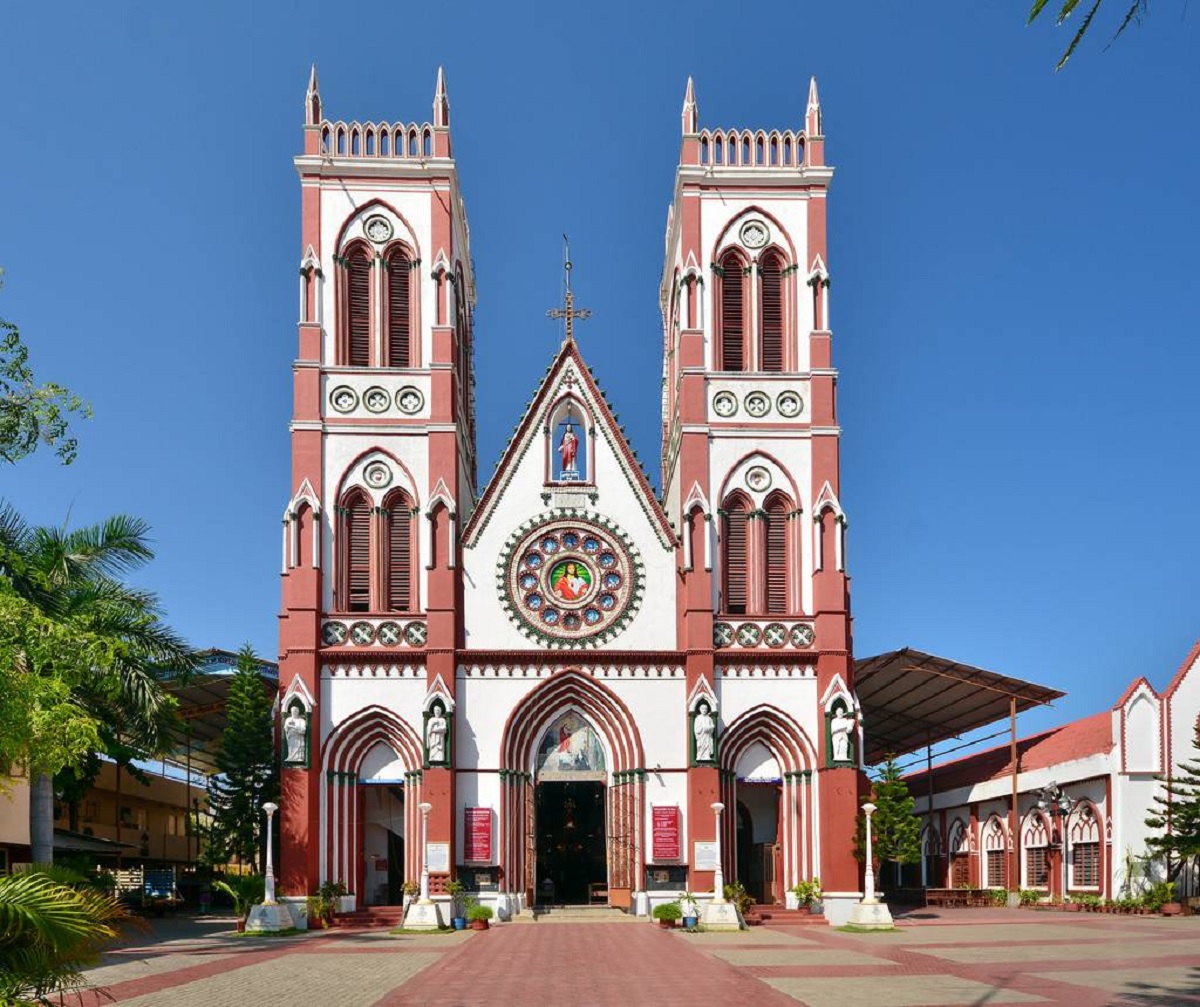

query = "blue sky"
[3,2,1197,759]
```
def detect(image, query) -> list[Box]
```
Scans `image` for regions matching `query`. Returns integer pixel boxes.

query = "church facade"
[277,69,865,923]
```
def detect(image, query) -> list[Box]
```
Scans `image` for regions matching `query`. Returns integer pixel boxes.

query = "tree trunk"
[30,773,55,864]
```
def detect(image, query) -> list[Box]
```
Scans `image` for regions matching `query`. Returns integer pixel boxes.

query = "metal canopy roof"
[163,649,278,777]
[855,648,1065,766]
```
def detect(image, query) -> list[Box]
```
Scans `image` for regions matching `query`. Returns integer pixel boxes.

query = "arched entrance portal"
[500,671,645,911]
[534,712,608,905]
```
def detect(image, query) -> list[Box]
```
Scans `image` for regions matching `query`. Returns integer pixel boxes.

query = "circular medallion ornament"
[500,514,642,646]
[791,623,815,648]
[363,461,392,489]
[396,386,425,414]
[714,622,734,648]
[777,391,804,418]
[745,466,772,493]
[377,621,402,646]
[349,621,377,646]
[364,215,394,244]
[712,391,738,417]
[744,391,770,418]
[322,621,348,646]
[363,387,391,413]
[764,622,788,649]
[735,623,763,647]
[739,220,769,249]
[330,386,359,414]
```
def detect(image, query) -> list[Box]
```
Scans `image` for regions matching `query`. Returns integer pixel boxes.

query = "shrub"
[1018,889,1041,906]
[791,878,822,907]
[652,901,683,921]
[466,903,494,922]
[988,888,1007,906]
[722,882,754,916]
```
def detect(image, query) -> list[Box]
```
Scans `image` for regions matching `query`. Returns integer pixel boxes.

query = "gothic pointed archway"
[321,705,423,902]
[499,670,645,909]
[719,705,817,903]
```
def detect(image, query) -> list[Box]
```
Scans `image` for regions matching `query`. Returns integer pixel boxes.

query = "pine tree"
[1145,719,1200,879]
[205,645,279,872]
[853,754,922,887]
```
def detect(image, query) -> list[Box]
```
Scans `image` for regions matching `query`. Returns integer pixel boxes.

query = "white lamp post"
[262,802,279,905]
[418,801,433,905]
[861,802,877,902]
[711,801,726,903]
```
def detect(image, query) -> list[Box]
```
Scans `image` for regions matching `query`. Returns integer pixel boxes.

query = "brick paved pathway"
[79,911,1200,1006]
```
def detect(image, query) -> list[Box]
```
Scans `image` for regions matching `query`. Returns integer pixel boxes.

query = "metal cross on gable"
[546,234,592,343]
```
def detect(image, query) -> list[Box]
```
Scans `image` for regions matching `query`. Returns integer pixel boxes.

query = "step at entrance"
[532,904,637,923]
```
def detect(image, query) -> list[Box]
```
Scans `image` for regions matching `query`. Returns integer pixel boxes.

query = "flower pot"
[658,918,676,929]
[235,919,246,933]
[1161,903,1182,916]
[470,919,489,931]
[1066,903,1082,912]
[452,917,467,930]
[796,906,812,916]
[682,916,698,929]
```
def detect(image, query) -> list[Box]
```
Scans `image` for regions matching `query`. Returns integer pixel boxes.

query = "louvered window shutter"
[387,251,411,367]
[346,498,371,612]
[347,251,371,366]
[721,255,745,372]
[766,500,788,614]
[724,507,748,615]
[387,501,412,612]
[760,254,784,372]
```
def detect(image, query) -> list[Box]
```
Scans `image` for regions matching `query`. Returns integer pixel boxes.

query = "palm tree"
[0,502,196,863]
[0,866,131,1006]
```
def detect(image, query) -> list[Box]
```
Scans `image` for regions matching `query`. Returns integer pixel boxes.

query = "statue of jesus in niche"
[557,420,580,480]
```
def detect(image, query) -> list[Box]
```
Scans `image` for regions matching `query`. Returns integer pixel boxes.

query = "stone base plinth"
[699,900,744,931]
[246,903,295,933]
[402,900,443,930]
[279,897,309,930]
[845,899,894,930]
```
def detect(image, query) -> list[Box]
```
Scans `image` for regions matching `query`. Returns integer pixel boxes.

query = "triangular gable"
[813,480,844,519]
[686,676,718,713]
[463,339,675,549]
[1112,675,1157,710]
[1164,639,1200,699]
[281,675,316,713]
[424,673,456,713]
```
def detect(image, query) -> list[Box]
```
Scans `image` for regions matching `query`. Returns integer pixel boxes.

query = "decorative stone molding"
[713,620,816,650]
[321,617,428,648]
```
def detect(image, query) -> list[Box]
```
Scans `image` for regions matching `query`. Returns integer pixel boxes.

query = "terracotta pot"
[795,906,811,916]
[1161,903,1182,916]
[235,919,247,933]
[658,918,676,929]
[470,919,489,931]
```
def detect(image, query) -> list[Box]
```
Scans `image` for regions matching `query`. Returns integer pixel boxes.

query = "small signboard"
[373,858,388,872]
[464,807,492,863]
[652,806,681,861]
[693,841,719,871]
[426,842,450,874]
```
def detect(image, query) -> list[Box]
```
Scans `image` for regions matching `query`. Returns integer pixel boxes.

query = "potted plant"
[467,903,494,931]
[402,880,420,912]
[652,901,683,929]
[446,881,467,930]
[790,877,822,915]
[722,882,754,918]
[679,891,700,929]
[1064,896,1083,912]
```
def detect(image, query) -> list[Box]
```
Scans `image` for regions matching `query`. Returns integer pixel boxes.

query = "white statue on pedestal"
[426,702,448,764]
[283,703,307,764]
[694,701,716,763]
[829,704,856,764]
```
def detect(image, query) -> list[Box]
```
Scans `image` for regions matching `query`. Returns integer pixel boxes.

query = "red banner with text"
[464,807,492,863]
[652,805,681,861]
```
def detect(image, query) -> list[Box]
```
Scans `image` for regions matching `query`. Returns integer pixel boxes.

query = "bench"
[588,882,609,904]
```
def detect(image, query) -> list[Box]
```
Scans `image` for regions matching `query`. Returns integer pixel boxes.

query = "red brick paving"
[372,922,800,1007]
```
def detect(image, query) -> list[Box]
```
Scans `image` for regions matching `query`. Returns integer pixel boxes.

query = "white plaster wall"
[321,434,430,612]
[318,185,442,368]
[461,379,678,651]
[698,195,813,372]
[644,771,690,861]
[717,676,821,757]
[920,753,1114,813]
[454,771,499,862]
[1124,692,1161,773]
[319,673,428,751]
[1167,651,1200,770]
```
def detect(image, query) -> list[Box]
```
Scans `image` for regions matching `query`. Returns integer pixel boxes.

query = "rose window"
[501,516,642,646]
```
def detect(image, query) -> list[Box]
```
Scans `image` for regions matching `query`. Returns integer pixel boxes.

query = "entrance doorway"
[535,781,607,905]
[362,784,405,906]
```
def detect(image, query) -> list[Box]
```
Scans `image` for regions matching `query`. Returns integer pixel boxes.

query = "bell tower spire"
[681,75,698,135]
[305,63,321,126]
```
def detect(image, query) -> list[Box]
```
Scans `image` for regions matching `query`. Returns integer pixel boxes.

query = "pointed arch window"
[759,250,785,372]
[718,250,746,372]
[383,490,415,612]
[764,493,789,615]
[721,494,751,615]
[342,491,371,612]
[345,245,372,367]
[386,247,413,367]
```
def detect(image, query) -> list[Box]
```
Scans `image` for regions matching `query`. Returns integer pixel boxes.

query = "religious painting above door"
[499,514,643,647]
[536,712,607,781]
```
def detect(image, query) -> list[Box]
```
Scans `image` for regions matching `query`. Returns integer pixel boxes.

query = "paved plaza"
[80,909,1200,1006]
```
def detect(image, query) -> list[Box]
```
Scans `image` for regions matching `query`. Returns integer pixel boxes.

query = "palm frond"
[1056,0,1105,69]
[1027,0,1054,24]
[1107,0,1146,45]
[1056,0,1086,25]
[0,872,115,949]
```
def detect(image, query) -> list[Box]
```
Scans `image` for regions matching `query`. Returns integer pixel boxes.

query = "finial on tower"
[434,66,450,128]
[681,76,698,135]
[546,235,592,345]
[806,75,822,136]
[305,63,322,126]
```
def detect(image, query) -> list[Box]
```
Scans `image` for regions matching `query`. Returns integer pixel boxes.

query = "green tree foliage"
[205,646,279,872]
[0,502,195,862]
[0,865,131,1006]
[853,755,923,886]
[0,271,91,466]
[1028,0,1149,71]
[1145,718,1200,877]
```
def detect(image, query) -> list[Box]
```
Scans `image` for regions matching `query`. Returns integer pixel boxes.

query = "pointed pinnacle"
[683,75,696,109]
[435,65,447,99]
[807,75,820,112]
[307,62,320,95]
